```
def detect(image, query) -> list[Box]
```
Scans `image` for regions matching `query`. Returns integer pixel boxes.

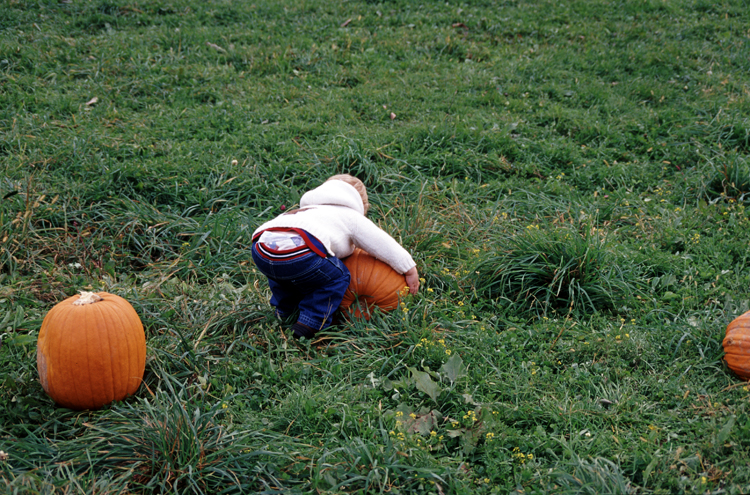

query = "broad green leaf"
[440,353,466,385]
[6,334,37,346]
[460,426,484,455]
[409,368,440,402]
[447,429,463,438]
[717,416,736,445]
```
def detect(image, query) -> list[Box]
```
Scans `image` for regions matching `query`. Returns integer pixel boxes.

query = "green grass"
[2,0,750,493]
[473,220,647,317]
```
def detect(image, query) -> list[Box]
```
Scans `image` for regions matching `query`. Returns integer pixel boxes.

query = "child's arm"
[350,215,419,293]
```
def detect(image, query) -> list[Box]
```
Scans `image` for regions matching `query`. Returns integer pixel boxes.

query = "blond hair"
[326,174,369,215]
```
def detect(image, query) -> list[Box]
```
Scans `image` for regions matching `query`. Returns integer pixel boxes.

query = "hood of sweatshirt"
[299,180,365,215]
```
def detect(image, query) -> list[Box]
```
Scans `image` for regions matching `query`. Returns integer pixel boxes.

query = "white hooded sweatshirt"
[252,180,416,274]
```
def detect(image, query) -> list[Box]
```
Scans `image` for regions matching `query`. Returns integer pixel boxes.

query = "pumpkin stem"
[72,291,104,306]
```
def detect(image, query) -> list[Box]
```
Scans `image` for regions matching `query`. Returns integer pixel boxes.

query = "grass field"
[2,0,750,493]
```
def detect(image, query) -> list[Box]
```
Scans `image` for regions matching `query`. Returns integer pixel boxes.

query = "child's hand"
[404,267,420,294]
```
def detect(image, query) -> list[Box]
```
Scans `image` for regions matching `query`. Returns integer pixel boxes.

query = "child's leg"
[292,257,351,338]
[267,278,302,319]
[252,242,307,318]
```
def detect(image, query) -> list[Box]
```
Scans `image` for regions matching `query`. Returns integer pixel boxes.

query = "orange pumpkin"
[37,291,146,410]
[723,311,750,380]
[340,249,408,320]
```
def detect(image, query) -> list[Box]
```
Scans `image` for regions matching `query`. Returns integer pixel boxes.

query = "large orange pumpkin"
[36,291,146,410]
[723,310,750,380]
[340,249,408,320]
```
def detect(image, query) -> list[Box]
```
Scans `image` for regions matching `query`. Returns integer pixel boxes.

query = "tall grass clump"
[3,389,298,494]
[549,455,633,495]
[105,392,294,493]
[474,223,644,317]
[704,152,750,204]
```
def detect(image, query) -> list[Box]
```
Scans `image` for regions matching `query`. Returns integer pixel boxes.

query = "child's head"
[326,174,369,215]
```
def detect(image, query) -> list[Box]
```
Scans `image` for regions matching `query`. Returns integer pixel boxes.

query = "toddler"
[252,174,419,339]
